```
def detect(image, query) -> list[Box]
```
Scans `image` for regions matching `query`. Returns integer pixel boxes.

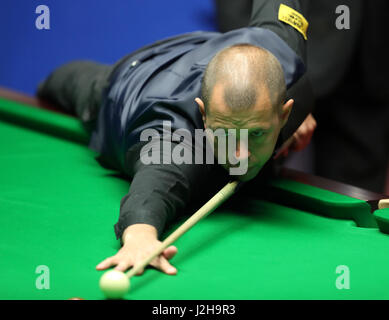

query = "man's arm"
[249,0,309,63]
[97,140,226,274]
[116,156,202,241]
[115,139,224,240]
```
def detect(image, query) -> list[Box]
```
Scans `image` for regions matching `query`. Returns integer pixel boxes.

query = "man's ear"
[195,98,206,124]
[280,99,294,128]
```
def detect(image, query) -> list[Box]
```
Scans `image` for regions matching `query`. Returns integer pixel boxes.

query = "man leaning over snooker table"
[36,0,315,276]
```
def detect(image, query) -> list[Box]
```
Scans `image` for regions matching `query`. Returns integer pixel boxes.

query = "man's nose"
[235,141,251,160]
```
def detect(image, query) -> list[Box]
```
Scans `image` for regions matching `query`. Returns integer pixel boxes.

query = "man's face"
[199,83,284,181]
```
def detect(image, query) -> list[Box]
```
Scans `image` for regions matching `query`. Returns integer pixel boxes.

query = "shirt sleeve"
[114,141,228,241]
[249,0,309,63]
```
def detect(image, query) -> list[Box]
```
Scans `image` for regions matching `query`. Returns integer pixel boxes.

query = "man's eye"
[250,131,264,137]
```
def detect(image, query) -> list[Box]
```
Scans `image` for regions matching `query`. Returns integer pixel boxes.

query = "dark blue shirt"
[86,0,310,239]
[89,28,304,173]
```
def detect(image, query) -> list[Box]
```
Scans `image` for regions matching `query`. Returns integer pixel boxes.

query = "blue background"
[0,0,217,95]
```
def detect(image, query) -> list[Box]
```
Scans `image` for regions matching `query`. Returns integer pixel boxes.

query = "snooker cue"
[126,180,240,279]
[379,199,389,209]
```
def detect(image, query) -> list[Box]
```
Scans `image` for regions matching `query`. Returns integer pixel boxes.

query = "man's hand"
[274,113,317,159]
[96,224,178,275]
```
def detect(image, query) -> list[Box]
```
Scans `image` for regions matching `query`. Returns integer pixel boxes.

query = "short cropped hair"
[200,44,286,115]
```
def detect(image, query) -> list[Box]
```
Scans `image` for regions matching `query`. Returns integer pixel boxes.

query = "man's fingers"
[158,257,177,275]
[291,135,307,151]
[130,262,145,276]
[114,260,133,272]
[274,136,294,159]
[96,257,115,270]
[290,126,314,152]
[98,242,179,275]
[149,256,177,275]
[287,113,317,153]
[163,246,178,260]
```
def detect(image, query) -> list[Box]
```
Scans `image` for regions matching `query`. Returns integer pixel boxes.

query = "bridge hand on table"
[96,224,178,275]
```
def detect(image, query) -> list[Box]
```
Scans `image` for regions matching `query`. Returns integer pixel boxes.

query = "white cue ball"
[99,270,130,299]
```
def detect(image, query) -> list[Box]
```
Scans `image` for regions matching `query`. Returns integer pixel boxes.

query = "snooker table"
[1,88,389,300]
